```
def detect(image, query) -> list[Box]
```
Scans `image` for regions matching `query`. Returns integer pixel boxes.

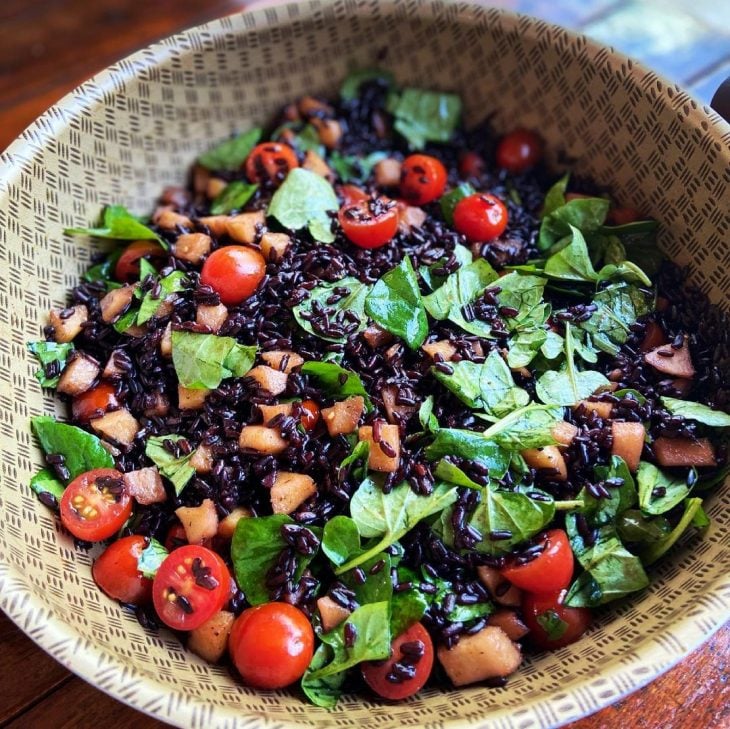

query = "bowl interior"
[0,2,728,728]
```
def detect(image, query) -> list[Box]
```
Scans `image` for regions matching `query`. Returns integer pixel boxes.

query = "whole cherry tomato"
[200,245,266,306]
[458,150,486,179]
[338,197,399,249]
[501,529,574,594]
[92,535,152,604]
[114,240,166,282]
[244,142,299,186]
[400,154,447,205]
[299,399,320,431]
[522,589,591,650]
[72,382,120,424]
[453,193,508,242]
[495,129,543,173]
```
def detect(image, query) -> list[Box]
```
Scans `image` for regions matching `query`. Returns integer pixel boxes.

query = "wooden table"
[1,1,728,727]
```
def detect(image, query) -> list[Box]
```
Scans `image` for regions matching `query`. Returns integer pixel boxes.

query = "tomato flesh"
[229,602,314,689]
[338,184,369,207]
[338,197,399,249]
[522,590,591,650]
[495,129,543,173]
[59,468,132,541]
[115,240,165,282]
[244,142,299,186]
[299,399,320,431]
[453,193,508,242]
[152,545,231,631]
[72,382,119,424]
[200,245,266,306]
[400,154,447,206]
[92,535,152,604]
[362,621,434,700]
[501,529,574,594]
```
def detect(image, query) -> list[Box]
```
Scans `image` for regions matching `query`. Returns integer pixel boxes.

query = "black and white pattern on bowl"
[0,2,728,727]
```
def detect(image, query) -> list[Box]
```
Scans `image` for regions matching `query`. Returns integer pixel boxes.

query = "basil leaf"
[660,397,730,427]
[28,341,74,388]
[268,168,338,243]
[198,128,262,171]
[137,271,188,325]
[322,515,361,567]
[329,151,387,183]
[536,609,569,641]
[293,277,371,343]
[639,497,706,565]
[31,416,115,479]
[418,395,439,433]
[30,468,65,503]
[365,257,427,349]
[300,361,372,410]
[210,181,258,215]
[424,429,510,478]
[342,553,393,605]
[440,183,475,225]
[583,455,637,526]
[65,205,161,243]
[538,194,610,251]
[636,461,691,515]
[137,538,169,579]
[481,404,562,450]
[387,87,462,149]
[340,68,394,100]
[144,435,195,495]
[419,244,473,291]
[544,226,599,282]
[171,331,256,389]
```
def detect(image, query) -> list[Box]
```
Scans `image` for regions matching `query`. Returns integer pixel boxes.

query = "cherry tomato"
[495,129,543,173]
[164,522,188,552]
[200,245,266,306]
[59,469,133,541]
[453,193,509,242]
[400,154,447,205]
[152,545,231,631]
[338,197,399,249]
[361,621,434,700]
[458,150,486,179]
[229,602,314,689]
[244,142,299,186]
[522,590,591,650]
[501,529,574,594]
[71,382,120,424]
[607,207,641,226]
[299,399,320,431]
[92,535,152,604]
[338,184,369,206]
[114,240,166,283]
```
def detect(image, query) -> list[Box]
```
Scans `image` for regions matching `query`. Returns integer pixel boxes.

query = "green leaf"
[30,468,65,502]
[440,183,475,225]
[419,568,493,622]
[171,331,257,389]
[639,497,706,565]
[198,128,262,170]
[300,361,372,410]
[538,194,610,251]
[27,341,74,388]
[660,397,730,427]
[544,226,599,282]
[418,395,439,433]
[365,257,427,349]
[424,428,510,478]
[65,205,161,243]
[507,326,549,368]
[137,271,188,325]
[144,435,195,495]
[342,553,393,605]
[542,174,569,217]
[322,515,361,567]
[541,330,564,360]
[536,609,569,641]
[481,404,562,450]
[209,181,258,215]
[137,538,169,579]
[338,440,370,483]
[301,643,347,708]
[268,168,339,243]
[637,461,691,515]
[583,456,637,526]
[329,151,387,183]
[390,587,428,637]
[601,219,664,276]
[31,416,115,480]
[616,509,670,545]
[340,68,394,100]
[494,273,548,326]
[387,87,462,149]
[419,244,473,291]
[597,260,652,287]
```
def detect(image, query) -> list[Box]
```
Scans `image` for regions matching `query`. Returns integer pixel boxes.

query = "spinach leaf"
[342,553,393,605]
[481,404,562,450]
[338,440,370,483]
[424,428,510,478]
[636,461,691,515]
[434,458,482,489]
[440,183,475,225]
[597,260,652,287]
[28,341,74,388]
[387,87,462,149]
[419,244,473,291]
[365,257,428,349]
[602,219,664,276]
[541,330,564,360]
[616,509,670,545]
[197,128,262,171]
[209,181,258,215]
[31,416,115,479]
[137,271,188,325]
[322,515,361,567]
[507,326,549,368]
[65,205,161,243]
[171,331,257,389]
[542,174,569,217]
[137,538,169,579]
[329,150,387,183]
[268,168,339,243]
[493,273,547,324]
[390,586,428,637]
[301,643,346,709]
[30,468,65,502]
[639,497,706,565]
[293,277,371,343]
[420,569,493,622]
[544,226,598,282]
[418,395,439,433]
[144,435,195,495]
[300,361,372,410]
[660,397,730,427]
[337,478,458,573]
[583,455,637,526]
[538,193,610,251]
[340,69,394,100]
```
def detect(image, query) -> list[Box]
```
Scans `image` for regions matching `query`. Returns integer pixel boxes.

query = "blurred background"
[1,0,728,151]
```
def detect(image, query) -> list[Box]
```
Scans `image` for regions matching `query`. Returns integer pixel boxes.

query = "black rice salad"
[28,71,729,704]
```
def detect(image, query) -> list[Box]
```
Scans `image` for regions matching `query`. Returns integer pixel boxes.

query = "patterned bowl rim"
[0,3,728,728]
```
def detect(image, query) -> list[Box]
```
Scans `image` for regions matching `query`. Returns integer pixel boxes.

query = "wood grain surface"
[1,1,727,728]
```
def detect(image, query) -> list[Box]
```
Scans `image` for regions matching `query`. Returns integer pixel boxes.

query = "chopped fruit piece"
[57,353,100,396]
[239,425,288,454]
[311,117,342,149]
[225,211,266,245]
[611,421,645,472]
[153,208,192,230]
[552,421,579,447]
[576,400,613,419]
[639,321,667,352]
[422,339,457,361]
[260,350,304,373]
[246,365,288,396]
[178,385,210,410]
[476,565,522,607]
[521,446,568,481]
[302,150,333,178]
[198,215,229,237]
[316,596,351,633]
[359,423,401,472]
[321,396,365,436]
[270,472,317,514]
[195,303,228,333]
[654,437,716,467]
[373,157,402,187]
[188,611,235,663]
[90,408,139,447]
[174,233,212,264]
[100,285,135,324]
[260,232,291,261]
[487,610,530,641]
[190,443,214,474]
[175,499,219,545]
[160,323,173,357]
[644,336,696,378]
[217,507,252,539]
[258,402,294,424]
[397,203,427,233]
[362,324,394,349]
[381,384,417,425]
[123,466,166,505]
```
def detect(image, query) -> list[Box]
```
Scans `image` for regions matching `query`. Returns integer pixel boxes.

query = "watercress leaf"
[268,168,339,243]
[637,461,691,515]
[209,181,258,215]
[481,404,562,450]
[387,88,462,149]
[137,538,169,579]
[65,205,162,243]
[660,397,730,427]
[28,341,74,388]
[418,395,439,433]
[424,429,511,478]
[31,416,115,479]
[137,271,188,325]
[440,183,475,225]
[365,257,428,349]
[536,609,569,641]
[145,435,195,495]
[30,468,65,502]
[616,509,670,545]
[419,244,473,291]
[300,361,372,411]
[197,128,262,170]
[322,515,361,567]
[538,196,610,251]
[342,553,393,605]
[639,497,706,565]
[301,643,346,708]
[541,174,569,217]
[544,226,599,282]
[340,68,394,100]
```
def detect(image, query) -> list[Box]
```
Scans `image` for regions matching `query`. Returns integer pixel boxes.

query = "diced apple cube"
[258,402,294,425]
[476,565,522,607]
[359,423,401,473]
[321,396,365,436]
[362,324,394,349]
[56,353,100,396]
[160,323,173,357]
[640,321,667,352]
[644,336,696,378]
[302,150,333,178]
[260,232,291,261]
[576,399,613,419]
[206,177,228,200]
[611,421,645,472]
[90,408,139,447]
[188,611,235,664]
[270,472,316,514]
[381,385,417,425]
[246,365,288,396]
[178,385,210,410]
[48,305,88,343]
[199,215,229,237]
[123,466,166,505]
[521,445,567,481]
[226,211,265,244]
[373,158,402,187]
[102,351,127,380]
[190,443,214,474]
[311,117,342,149]
[153,208,192,231]
[174,233,212,264]
[175,498,219,545]
[398,204,427,233]
[100,285,135,324]
[552,421,579,447]
[217,507,252,539]
[260,350,304,374]
[196,303,228,333]
[654,437,716,467]
[239,425,288,454]
[317,596,351,633]
[422,339,457,361]
[487,610,530,641]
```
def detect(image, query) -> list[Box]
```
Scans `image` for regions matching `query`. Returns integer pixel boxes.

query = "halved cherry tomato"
[59,468,132,541]
[400,154,447,205]
[361,621,434,700]
[229,602,314,689]
[299,399,320,431]
[495,129,543,173]
[114,240,165,283]
[92,535,152,604]
[338,197,399,249]
[453,193,509,242]
[71,382,120,424]
[200,245,266,306]
[522,589,591,650]
[501,529,573,594]
[458,150,486,180]
[164,522,188,552]
[244,142,299,186]
[338,184,369,207]
[152,545,231,631]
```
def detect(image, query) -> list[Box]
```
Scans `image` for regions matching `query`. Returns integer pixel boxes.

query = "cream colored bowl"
[0,2,728,727]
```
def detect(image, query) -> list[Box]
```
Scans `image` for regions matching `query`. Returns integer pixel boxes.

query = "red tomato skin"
[244,142,299,186]
[361,622,434,700]
[115,240,165,282]
[164,523,188,552]
[299,399,320,431]
[59,469,132,542]
[229,602,314,689]
[453,193,509,242]
[501,529,574,594]
[458,151,486,180]
[72,383,120,424]
[607,207,641,226]
[338,198,399,249]
[338,184,369,207]
[152,545,231,631]
[200,246,266,306]
[495,129,543,173]
[522,590,591,650]
[92,535,152,605]
[400,154,447,205]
